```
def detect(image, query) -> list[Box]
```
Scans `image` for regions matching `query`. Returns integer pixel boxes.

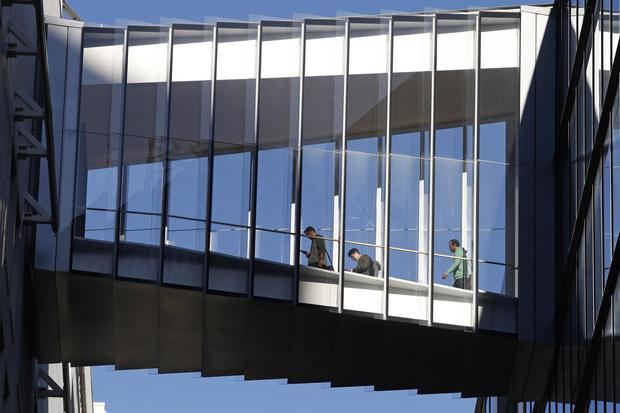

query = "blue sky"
[71,0,524,411]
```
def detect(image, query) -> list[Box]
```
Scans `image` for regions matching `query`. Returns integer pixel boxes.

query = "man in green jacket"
[441,239,470,289]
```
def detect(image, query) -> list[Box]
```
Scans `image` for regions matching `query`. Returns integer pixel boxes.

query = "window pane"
[299,20,345,308]
[433,14,476,327]
[208,24,258,294]
[118,28,169,281]
[73,29,124,275]
[343,19,389,315]
[163,26,213,288]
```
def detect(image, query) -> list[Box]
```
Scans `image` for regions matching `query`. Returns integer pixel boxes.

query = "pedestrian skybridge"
[33,6,558,400]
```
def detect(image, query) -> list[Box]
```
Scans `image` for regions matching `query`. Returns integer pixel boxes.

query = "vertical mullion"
[113,28,129,280]
[382,18,394,320]
[68,28,86,273]
[473,13,481,331]
[292,22,306,305]
[204,26,218,294]
[248,25,263,299]
[427,15,437,326]
[337,20,350,313]
[159,27,173,286]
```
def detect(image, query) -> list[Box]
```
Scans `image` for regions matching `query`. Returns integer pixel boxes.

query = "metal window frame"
[337,19,350,313]
[248,22,263,300]
[204,25,219,294]
[68,26,125,276]
[427,14,438,326]
[382,17,394,319]
[113,25,170,282]
[159,24,214,289]
[473,12,481,331]
[430,12,478,329]
[292,21,307,305]
[250,19,303,302]
[338,16,390,316]
[112,27,130,280]
[158,26,174,286]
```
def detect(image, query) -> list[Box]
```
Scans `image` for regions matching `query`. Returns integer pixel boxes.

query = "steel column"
[382,18,394,319]
[292,22,306,305]
[337,20,350,313]
[427,15,438,326]
[112,27,129,279]
[203,26,219,294]
[248,24,263,299]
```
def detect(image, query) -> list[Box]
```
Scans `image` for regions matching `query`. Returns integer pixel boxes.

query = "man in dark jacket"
[347,248,376,276]
[302,226,328,269]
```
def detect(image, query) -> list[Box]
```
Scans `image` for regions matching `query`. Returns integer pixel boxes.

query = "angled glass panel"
[163,25,214,287]
[254,22,302,300]
[208,24,258,294]
[343,18,389,315]
[73,28,125,275]
[118,27,169,281]
[387,17,432,322]
[299,20,345,308]
[478,14,519,301]
[432,14,475,327]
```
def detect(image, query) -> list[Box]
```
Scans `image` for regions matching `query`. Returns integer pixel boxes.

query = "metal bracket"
[14,87,44,121]
[6,24,38,58]
[23,191,51,225]
[37,367,64,399]
[15,125,46,158]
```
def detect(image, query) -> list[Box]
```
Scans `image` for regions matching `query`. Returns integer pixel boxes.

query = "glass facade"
[70,13,521,332]
[542,0,620,411]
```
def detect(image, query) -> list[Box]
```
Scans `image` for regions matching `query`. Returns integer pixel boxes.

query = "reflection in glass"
[208,24,258,294]
[432,15,476,327]
[117,27,169,281]
[73,28,125,275]
[342,19,389,315]
[252,23,301,300]
[298,20,345,308]
[386,18,432,321]
[163,26,213,287]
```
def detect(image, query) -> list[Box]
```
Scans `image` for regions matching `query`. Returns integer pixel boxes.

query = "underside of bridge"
[35,269,520,397]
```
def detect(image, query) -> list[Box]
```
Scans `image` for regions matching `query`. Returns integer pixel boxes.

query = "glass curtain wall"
[432,14,476,327]
[387,16,432,322]
[117,27,169,281]
[253,22,302,300]
[207,23,258,295]
[69,14,520,331]
[162,25,213,287]
[298,20,345,308]
[72,28,125,275]
[341,18,389,315]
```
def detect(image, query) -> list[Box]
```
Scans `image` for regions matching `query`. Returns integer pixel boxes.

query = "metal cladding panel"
[63,273,114,365]
[330,313,383,388]
[373,321,427,391]
[244,300,294,380]
[113,280,158,369]
[461,333,519,397]
[416,326,473,394]
[158,287,202,373]
[34,270,62,362]
[287,306,337,384]
[202,294,248,377]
